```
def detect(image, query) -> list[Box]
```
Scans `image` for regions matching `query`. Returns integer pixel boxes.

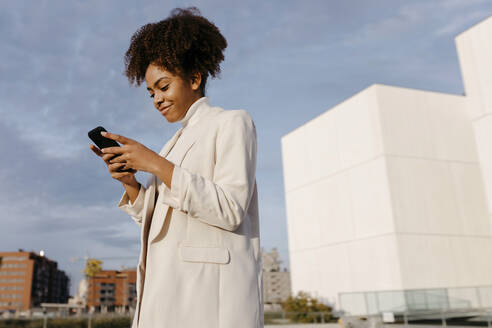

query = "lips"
[160,104,172,115]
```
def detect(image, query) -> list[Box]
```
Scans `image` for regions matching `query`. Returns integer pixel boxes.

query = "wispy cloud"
[342,7,421,47]
[342,0,491,46]
[434,11,488,36]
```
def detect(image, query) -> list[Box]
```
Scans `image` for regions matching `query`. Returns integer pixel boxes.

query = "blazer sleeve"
[118,175,155,227]
[160,110,257,231]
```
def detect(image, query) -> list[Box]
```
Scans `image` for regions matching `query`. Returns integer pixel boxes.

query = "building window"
[0,286,24,291]
[0,293,23,299]
[0,301,23,307]
[1,257,28,261]
[0,263,27,269]
[0,278,25,283]
[0,271,26,276]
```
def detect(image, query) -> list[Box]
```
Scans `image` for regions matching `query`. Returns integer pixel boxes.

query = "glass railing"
[339,286,492,316]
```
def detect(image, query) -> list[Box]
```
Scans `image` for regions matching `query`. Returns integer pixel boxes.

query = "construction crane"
[71,253,137,266]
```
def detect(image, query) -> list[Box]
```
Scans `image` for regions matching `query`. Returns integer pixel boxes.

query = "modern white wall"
[456,16,492,219]
[282,86,383,194]
[456,16,492,119]
[282,86,399,307]
[282,18,492,312]
[375,84,492,291]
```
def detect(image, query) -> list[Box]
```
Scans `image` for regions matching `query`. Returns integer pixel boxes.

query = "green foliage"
[264,311,285,325]
[0,317,132,328]
[0,319,31,328]
[93,317,131,328]
[84,258,103,277]
[281,291,333,323]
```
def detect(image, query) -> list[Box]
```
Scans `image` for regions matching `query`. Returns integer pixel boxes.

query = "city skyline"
[1,1,492,295]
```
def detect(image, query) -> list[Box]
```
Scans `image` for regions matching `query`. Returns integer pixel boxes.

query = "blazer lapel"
[140,175,157,263]
[159,127,184,158]
[140,129,182,258]
[148,104,222,244]
[165,129,199,165]
[148,130,202,243]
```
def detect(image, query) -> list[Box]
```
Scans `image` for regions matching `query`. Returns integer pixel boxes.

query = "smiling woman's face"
[144,63,202,123]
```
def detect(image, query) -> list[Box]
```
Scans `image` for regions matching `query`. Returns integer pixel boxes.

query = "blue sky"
[1,0,491,295]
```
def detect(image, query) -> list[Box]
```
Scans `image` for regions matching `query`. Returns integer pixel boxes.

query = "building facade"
[86,269,137,312]
[262,248,291,305]
[281,17,492,314]
[0,251,69,312]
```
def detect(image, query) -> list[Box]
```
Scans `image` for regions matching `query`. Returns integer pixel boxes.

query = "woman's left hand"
[100,131,165,174]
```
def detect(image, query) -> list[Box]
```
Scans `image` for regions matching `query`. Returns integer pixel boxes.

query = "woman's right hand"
[89,144,138,186]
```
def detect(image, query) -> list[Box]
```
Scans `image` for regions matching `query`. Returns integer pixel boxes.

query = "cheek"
[174,105,186,118]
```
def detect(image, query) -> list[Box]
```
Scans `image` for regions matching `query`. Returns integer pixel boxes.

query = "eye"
[160,85,169,91]
[149,94,154,98]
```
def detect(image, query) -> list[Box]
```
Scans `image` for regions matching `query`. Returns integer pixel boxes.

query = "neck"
[177,94,201,121]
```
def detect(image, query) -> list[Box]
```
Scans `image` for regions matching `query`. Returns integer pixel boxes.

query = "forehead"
[145,64,176,86]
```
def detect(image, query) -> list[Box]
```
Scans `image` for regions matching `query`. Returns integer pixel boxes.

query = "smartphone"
[88,126,133,173]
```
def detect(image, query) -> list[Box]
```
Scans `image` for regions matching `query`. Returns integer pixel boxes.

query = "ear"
[189,72,202,91]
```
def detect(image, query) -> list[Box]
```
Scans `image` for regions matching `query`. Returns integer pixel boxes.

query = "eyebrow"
[147,77,170,91]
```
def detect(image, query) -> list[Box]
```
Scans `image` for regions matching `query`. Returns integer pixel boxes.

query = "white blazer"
[118,97,263,328]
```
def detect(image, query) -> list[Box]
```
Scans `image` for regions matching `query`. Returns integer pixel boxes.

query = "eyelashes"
[149,85,169,98]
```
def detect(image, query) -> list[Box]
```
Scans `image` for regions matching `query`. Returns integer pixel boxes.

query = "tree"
[85,258,103,310]
[84,258,103,277]
[282,291,333,323]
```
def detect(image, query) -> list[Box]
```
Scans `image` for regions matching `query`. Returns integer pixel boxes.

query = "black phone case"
[88,126,120,149]
[88,126,133,173]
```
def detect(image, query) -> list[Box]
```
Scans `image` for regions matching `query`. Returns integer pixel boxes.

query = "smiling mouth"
[160,105,172,115]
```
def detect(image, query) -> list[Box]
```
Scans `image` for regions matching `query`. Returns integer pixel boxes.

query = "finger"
[101,146,125,155]
[101,131,133,145]
[119,166,135,173]
[89,144,103,157]
[109,154,127,164]
[111,171,135,179]
[108,162,126,172]
[102,153,116,163]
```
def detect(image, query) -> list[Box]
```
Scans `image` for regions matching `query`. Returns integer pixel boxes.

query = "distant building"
[86,269,136,313]
[73,278,89,306]
[261,248,291,306]
[0,251,69,312]
[282,16,492,315]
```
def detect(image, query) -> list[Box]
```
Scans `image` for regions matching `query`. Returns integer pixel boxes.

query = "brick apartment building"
[87,269,137,312]
[0,251,69,312]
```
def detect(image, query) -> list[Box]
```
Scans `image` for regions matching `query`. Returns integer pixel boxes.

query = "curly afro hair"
[124,7,227,96]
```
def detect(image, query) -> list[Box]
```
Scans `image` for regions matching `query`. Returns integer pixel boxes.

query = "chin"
[164,114,179,123]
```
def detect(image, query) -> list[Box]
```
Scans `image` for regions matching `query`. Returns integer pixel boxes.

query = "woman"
[89,7,263,328]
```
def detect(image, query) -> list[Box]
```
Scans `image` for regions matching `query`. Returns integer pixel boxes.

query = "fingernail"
[101,131,107,136]
[101,149,105,153]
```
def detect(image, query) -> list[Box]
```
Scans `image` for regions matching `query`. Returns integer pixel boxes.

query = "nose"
[154,92,164,109]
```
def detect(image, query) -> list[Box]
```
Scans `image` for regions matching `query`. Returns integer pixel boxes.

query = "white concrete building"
[281,17,492,315]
